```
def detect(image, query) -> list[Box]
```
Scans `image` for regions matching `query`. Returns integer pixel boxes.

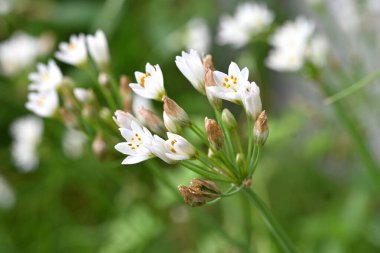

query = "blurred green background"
[1,0,380,252]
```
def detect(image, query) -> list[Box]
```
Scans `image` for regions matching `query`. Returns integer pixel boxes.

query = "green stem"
[215,109,236,163]
[325,67,380,104]
[318,80,380,191]
[244,188,298,253]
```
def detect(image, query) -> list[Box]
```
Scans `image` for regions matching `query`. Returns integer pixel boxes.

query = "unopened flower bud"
[203,54,215,71]
[119,75,133,112]
[113,110,138,128]
[59,108,78,128]
[236,153,245,168]
[73,88,94,103]
[92,133,107,159]
[163,96,190,133]
[254,111,269,146]
[138,107,165,135]
[99,107,112,121]
[178,179,221,207]
[222,108,237,130]
[205,117,224,151]
[98,72,109,86]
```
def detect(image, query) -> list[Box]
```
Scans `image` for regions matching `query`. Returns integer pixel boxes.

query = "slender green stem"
[181,161,231,182]
[189,124,209,146]
[249,146,261,177]
[233,128,244,154]
[325,67,380,104]
[246,115,254,174]
[317,79,380,191]
[214,109,236,164]
[244,188,298,253]
[108,72,123,108]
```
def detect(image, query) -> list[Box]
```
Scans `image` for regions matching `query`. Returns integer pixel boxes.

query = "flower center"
[222,75,238,90]
[169,139,177,153]
[127,133,143,150]
[68,43,77,50]
[139,72,151,88]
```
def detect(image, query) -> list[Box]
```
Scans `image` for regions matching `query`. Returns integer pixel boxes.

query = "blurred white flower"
[266,17,316,72]
[28,60,63,91]
[86,30,110,70]
[269,17,314,51]
[184,18,210,53]
[207,62,249,103]
[165,18,210,54]
[25,89,59,117]
[115,121,155,164]
[175,49,205,94]
[55,34,87,66]
[73,88,92,103]
[164,132,196,161]
[265,48,305,72]
[217,16,250,48]
[63,128,87,159]
[0,0,12,15]
[306,35,329,67]
[129,63,166,101]
[217,2,274,48]
[327,0,359,34]
[10,115,43,172]
[0,175,15,209]
[0,32,40,76]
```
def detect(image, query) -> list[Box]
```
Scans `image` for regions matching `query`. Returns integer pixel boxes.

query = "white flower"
[238,81,262,119]
[207,62,249,103]
[235,3,274,35]
[175,49,205,94]
[265,48,305,72]
[26,89,59,117]
[0,175,15,209]
[306,35,329,67]
[28,60,63,91]
[10,115,43,172]
[0,32,40,76]
[266,17,315,72]
[86,30,110,70]
[63,128,87,159]
[113,110,139,128]
[217,16,250,48]
[150,135,176,164]
[0,0,12,15]
[129,63,166,101]
[269,17,314,51]
[163,111,181,133]
[185,18,210,53]
[115,121,155,164]
[55,34,87,66]
[164,132,196,161]
[74,88,93,102]
[217,2,274,48]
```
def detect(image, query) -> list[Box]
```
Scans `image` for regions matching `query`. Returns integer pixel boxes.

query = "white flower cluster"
[266,17,328,72]
[10,115,43,172]
[114,112,196,164]
[115,48,263,165]
[0,32,51,76]
[217,2,274,48]
[26,30,110,117]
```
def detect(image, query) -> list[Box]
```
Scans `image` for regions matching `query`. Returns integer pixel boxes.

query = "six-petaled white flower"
[55,34,87,66]
[86,30,110,70]
[114,121,157,164]
[175,49,206,94]
[238,81,262,119]
[207,62,249,103]
[113,110,139,128]
[129,63,166,101]
[25,89,59,117]
[28,60,63,91]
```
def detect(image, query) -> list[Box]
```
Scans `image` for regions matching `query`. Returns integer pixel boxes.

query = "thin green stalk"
[181,161,231,182]
[246,115,254,173]
[325,67,380,104]
[244,188,298,253]
[214,109,236,162]
[189,124,209,146]
[197,153,238,181]
[233,128,244,154]
[108,72,123,108]
[249,146,261,178]
[318,80,380,191]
